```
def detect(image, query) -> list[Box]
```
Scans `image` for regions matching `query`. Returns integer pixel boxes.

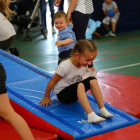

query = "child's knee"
[0,110,9,120]
[77,83,85,91]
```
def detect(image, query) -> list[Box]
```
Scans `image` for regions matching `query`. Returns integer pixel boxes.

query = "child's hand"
[39,96,52,107]
[56,41,62,47]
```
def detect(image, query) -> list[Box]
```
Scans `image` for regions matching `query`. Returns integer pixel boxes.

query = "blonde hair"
[54,11,67,21]
[71,39,98,56]
[0,0,16,20]
[60,39,97,62]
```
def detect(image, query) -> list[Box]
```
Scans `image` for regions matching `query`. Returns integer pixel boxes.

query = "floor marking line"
[34,50,140,66]
[96,36,140,44]
[95,50,140,62]
[100,63,140,72]
[35,60,58,65]
[98,46,140,54]
[20,37,140,56]
[20,48,57,55]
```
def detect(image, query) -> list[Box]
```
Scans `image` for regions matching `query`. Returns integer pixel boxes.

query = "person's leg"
[102,23,110,32]
[110,22,116,37]
[40,0,47,28]
[72,11,91,41]
[102,16,111,36]
[0,36,20,57]
[110,14,119,37]
[48,0,56,33]
[89,79,105,109]
[77,83,93,114]
[71,12,93,68]
[57,78,106,123]
[0,63,34,140]
[89,79,114,118]
[110,13,120,37]
[58,0,64,11]
[77,82,106,123]
[112,22,116,32]
[0,93,34,140]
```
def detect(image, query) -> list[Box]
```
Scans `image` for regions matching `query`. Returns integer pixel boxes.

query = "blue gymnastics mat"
[0,49,139,140]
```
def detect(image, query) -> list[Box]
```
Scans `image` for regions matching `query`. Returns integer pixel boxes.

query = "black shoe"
[14,47,20,56]
[9,47,20,57]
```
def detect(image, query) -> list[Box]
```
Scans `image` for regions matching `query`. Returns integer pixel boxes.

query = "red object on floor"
[9,100,73,140]
[87,72,140,118]
[83,123,140,140]
[0,119,57,140]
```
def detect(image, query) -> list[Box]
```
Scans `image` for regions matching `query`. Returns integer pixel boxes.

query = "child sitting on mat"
[39,39,113,123]
[54,11,76,64]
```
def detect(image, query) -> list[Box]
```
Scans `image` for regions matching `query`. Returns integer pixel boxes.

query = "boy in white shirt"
[102,0,120,37]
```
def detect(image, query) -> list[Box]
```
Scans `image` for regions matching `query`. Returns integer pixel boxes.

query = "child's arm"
[68,22,73,27]
[103,10,108,16]
[113,8,119,14]
[67,0,78,21]
[54,0,61,7]
[39,73,62,106]
[56,39,73,47]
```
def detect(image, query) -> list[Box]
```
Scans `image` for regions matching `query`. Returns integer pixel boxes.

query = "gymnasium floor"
[10,1,140,77]
[8,4,140,139]
[11,28,140,77]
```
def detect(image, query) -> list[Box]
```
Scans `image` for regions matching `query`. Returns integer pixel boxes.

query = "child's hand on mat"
[39,97,52,107]
[56,41,62,47]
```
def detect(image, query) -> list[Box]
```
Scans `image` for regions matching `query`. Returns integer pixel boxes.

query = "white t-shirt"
[52,59,89,94]
[68,0,94,14]
[102,1,120,16]
[0,12,16,41]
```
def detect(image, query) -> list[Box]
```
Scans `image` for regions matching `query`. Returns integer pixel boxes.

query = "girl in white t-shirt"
[0,0,19,56]
[0,1,34,140]
[39,39,113,123]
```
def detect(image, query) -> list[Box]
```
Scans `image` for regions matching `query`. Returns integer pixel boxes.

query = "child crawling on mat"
[39,39,114,123]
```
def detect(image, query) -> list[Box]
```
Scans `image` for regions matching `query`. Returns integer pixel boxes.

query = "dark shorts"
[57,77,96,104]
[0,36,15,51]
[58,49,73,65]
[0,63,7,94]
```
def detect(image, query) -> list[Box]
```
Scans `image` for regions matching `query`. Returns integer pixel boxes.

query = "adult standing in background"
[55,0,94,41]
[58,0,64,11]
[40,0,56,34]
[54,0,94,70]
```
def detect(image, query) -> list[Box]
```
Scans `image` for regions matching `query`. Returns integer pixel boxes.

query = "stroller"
[11,0,47,41]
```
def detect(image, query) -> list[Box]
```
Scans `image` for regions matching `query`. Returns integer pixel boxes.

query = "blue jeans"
[40,0,55,28]
[58,0,64,11]
[48,0,55,27]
